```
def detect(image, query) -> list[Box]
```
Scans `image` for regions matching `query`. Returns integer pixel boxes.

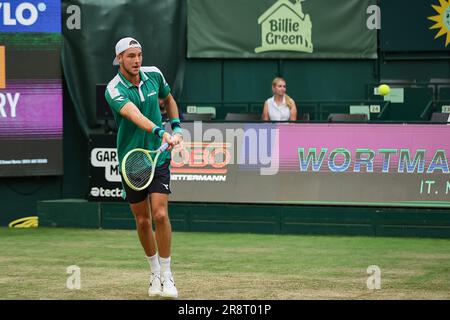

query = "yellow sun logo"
[428,0,450,46]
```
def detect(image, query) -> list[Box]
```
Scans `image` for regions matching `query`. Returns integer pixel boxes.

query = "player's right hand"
[162,132,175,151]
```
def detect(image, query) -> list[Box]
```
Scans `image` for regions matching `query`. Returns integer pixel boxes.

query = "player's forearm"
[165,94,180,121]
[164,94,183,136]
[120,102,157,132]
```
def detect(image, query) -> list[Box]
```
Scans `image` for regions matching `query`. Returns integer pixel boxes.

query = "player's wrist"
[171,119,181,129]
[151,126,166,138]
[170,118,182,136]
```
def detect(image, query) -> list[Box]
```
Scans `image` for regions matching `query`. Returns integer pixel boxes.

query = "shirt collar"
[140,69,149,82]
[117,69,148,88]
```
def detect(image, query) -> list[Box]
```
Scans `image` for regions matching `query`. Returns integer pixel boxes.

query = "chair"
[350,105,370,121]
[429,78,450,85]
[182,113,213,121]
[380,79,417,86]
[327,113,368,122]
[225,113,261,121]
[298,113,310,121]
[429,78,450,99]
[430,112,450,123]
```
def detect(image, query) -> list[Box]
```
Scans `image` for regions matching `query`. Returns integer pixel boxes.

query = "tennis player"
[105,37,182,299]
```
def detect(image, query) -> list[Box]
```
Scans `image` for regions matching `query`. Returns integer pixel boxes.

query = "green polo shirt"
[105,66,171,170]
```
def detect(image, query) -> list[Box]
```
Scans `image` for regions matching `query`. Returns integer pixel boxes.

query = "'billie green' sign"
[188,0,377,59]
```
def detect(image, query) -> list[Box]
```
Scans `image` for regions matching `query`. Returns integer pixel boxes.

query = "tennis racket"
[121,142,169,191]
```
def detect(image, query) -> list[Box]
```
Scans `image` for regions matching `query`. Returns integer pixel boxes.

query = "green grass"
[0,227,450,299]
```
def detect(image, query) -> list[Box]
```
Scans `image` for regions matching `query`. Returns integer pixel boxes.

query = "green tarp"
[188,0,377,59]
[62,0,186,136]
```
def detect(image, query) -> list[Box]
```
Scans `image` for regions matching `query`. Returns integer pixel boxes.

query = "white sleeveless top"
[267,96,291,121]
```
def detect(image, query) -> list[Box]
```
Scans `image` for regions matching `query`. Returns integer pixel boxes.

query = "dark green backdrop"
[62,0,186,136]
[381,0,450,52]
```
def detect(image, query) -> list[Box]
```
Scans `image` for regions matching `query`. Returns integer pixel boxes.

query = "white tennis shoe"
[148,273,162,297]
[161,272,178,299]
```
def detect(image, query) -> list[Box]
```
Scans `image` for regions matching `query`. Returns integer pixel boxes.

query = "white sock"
[159,256,171,275]
[147,254,160,274]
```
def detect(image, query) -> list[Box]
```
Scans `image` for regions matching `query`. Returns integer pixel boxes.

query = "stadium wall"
[180,59,450,112]
[37,200,450,238]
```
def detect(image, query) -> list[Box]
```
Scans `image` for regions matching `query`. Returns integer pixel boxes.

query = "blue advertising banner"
[0,0,61,33]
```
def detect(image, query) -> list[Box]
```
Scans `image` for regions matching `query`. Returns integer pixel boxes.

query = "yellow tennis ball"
[378,84,390,96]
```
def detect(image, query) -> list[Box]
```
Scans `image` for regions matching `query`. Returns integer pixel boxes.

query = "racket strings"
[124,151,154,188]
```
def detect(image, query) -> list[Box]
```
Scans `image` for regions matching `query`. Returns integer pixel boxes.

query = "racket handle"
[159,142,169,152]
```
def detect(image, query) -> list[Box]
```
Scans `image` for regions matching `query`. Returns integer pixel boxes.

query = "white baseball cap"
[112,37,142,66]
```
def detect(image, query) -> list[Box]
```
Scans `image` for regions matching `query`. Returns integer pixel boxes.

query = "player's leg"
[129,196,157,257]
[150,192,177,299]
[151,193,171,258]
[128,193,162,297]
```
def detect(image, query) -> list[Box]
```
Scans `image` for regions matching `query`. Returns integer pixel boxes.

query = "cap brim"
[112,57,119,66]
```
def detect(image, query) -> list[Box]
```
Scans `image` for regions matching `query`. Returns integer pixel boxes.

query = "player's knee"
[152,209,168,224]
[135,215,151,229]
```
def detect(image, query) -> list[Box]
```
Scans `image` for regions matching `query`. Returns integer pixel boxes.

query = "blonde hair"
[272,77,295,109]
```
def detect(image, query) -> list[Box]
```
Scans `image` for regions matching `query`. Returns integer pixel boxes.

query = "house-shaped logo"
[255,0,313,54]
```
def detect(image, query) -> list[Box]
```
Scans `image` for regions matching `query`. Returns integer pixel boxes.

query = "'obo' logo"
[0,2,46,26]
[171,143,231,174]
[170,143,231,182]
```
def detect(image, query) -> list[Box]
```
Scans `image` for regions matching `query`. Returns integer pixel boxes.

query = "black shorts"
[121,159,171,204]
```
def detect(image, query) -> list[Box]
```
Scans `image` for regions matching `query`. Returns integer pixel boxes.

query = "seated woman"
[262,77,297,121]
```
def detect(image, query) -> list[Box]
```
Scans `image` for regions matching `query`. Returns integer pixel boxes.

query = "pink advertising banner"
[87,122,450,208]
[169,123,450,208]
